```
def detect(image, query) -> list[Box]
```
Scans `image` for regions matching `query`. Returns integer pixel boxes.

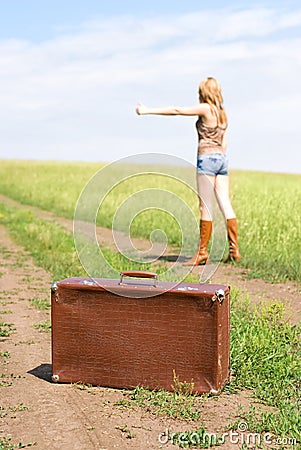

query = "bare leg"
[214,175,241,261]
[214,175,236,220]
[197,174,215,220]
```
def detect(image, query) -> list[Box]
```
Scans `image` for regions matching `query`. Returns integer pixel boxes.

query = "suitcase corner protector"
[51,282,58,293]
[209,388,219,395]
[212,288,226,304]
[52,374,60,383]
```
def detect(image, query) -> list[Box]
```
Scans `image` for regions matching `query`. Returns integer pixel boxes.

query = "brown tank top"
[196,117,227,155]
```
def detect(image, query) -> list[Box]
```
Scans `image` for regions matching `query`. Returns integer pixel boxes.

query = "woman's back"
[196,104,227,154]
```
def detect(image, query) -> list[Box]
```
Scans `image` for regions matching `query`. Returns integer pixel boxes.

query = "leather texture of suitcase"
[51,271,230,394]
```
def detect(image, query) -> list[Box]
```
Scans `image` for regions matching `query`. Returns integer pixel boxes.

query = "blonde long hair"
[198,77,227,127]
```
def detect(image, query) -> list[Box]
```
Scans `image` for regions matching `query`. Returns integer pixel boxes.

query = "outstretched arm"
[136,102,208,116]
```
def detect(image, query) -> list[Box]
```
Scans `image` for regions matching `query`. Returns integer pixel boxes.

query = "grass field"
[0,159,300,283]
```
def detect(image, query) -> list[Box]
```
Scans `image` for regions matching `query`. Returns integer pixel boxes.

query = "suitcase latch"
[212,289,226,304]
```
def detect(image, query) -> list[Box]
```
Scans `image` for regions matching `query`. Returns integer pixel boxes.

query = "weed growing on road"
[0,246,13,260]
[115,424,136,439]
[0,436,37,449]
[29,298,50,310]
[127,385,205,421]
[71,382,97,395]
[0,351,10,366]
[0,374,13,387]
[0,323,14,337]
[13,340,35,346]
[33,320,51,333]
[0,404,31,419]
[0,373,24,388]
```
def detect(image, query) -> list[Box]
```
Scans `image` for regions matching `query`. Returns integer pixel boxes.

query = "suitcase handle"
[119,271,158,287]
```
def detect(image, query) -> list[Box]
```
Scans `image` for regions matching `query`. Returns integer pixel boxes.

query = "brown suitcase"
[51,271,230,394]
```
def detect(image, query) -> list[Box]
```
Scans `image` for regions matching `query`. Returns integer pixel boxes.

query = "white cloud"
[0,6,301,172]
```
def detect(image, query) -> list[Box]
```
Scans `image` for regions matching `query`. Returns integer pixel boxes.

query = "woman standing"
[136,77,241,265]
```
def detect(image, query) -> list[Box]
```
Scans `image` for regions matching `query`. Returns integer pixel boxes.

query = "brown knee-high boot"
[183,220,212,266]
[225,218,241,262]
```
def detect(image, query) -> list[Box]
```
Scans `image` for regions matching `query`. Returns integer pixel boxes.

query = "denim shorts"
[197,153,229,176]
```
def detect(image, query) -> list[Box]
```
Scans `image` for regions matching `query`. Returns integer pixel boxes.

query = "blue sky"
[0,0,301,173]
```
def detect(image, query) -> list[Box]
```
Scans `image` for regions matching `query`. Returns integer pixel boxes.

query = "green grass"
[0,160,300,283]
[0,437,36,449]
[229,288,301,443]
[0,202,177,282]
[33,320,52,333]
[0,207,85,281]
[0,438,15,450]
[0,373,24,388]
[0,160,104,219]
[120,371,207,422]
[125,385,203,421]
[29,298,50,310]
[115,424,136,440]
[232,170,301,283]
[0,323,14,337]
[0,404,31,419]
